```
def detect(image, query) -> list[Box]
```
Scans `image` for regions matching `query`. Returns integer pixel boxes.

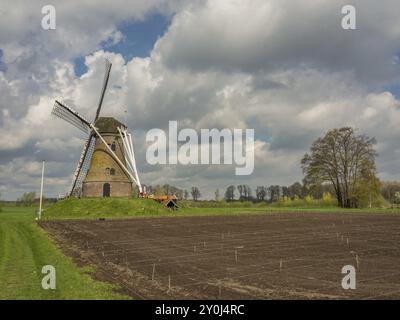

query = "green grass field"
[42,197,400,220]
[0,206,129,299]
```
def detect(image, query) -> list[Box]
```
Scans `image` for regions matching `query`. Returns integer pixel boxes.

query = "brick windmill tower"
[52,59,142,198]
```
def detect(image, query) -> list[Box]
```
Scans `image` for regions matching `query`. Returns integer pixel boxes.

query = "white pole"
[39,160,45,219]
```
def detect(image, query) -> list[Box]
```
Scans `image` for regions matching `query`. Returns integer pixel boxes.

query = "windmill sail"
[52,100,90,134]
[94,59,112,121]
[69,135,96,196]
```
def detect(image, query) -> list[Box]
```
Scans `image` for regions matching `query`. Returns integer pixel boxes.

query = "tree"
[288,182,303,199]
[282,186,290,198]
[237,185,244,200]
[170,186,183,200]
[17,192,36,206]
[351,171,381,208]
[215,189,221,201]
[191,187,201,201]
[237,185,252,201]
[256,186,267,201]
[268,185,280,202]
[301,127,378,208]
[145,185,153,195]
[225,185,235,201]
[381,181,400,203]
[244,185,252,201]
[184,189,189,200]
[394,192,400,206]
[162,184,171,195]
[154,185,163,196]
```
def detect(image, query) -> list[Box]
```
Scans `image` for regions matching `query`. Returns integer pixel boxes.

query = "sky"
[1,0,400,200]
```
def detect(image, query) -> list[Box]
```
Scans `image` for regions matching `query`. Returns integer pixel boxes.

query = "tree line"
[10,127,399,209]
[141,127,400,208]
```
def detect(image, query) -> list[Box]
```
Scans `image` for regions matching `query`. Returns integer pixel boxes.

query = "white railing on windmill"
[51,58,143,197]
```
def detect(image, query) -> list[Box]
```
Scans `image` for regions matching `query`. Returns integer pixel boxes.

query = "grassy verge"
[44,197,168,219]
[0,206,129,299]
[43,198,400,220]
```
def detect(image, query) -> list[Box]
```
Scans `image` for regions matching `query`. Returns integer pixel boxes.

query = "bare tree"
[191,187,201,201]
[237,185,244,200]
[256,186,267,201]
[215,189,220,201]
[301,127,378,208]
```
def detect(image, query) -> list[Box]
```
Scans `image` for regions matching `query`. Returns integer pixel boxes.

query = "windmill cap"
[94,117,126,133]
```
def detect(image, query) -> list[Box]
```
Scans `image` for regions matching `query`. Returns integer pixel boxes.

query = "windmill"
[52,59,142,198]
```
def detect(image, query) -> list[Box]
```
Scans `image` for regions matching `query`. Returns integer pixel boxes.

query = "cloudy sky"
[1,0,400,200]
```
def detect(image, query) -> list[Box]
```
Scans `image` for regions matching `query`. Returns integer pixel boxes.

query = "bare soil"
[39,212,400,299]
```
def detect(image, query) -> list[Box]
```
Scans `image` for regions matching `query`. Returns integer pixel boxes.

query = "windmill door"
[103,183,110,197]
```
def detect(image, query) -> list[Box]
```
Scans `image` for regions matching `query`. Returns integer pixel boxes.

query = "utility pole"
[38,160,45,220]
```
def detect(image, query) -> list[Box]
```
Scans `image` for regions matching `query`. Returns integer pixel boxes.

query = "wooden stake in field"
[355,254,360,270]
[168,275,171,292]
[280,259,283,272]
[235,249,238,263]
[152,264,156,281]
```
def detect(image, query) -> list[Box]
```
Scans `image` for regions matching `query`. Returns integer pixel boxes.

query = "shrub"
[273,193,337,208]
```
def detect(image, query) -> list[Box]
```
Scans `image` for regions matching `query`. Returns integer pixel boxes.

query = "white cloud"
[1,0,400,199]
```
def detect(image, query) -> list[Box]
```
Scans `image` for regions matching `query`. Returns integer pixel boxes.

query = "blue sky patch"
[74,13,171,77]
[384,84,400,100]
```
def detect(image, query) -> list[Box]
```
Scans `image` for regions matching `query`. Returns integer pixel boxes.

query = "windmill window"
[110,168,116,175]
[111,142,116,151]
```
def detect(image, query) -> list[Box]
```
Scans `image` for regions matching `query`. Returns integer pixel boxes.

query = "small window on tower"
[111,142,116,151]
[110,168,116,175]
[105,168,110,175]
